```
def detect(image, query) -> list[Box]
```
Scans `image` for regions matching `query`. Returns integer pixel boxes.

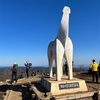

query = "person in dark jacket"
[24,60,32,78]
[98,61,100,77]
[11,62,18,84]
[64,61,68,75]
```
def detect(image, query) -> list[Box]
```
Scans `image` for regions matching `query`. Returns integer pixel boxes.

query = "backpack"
[12,64,18,72]
[25,63,32,69]
[29,63,32,68]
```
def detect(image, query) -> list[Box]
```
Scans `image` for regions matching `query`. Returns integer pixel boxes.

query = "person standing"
[98,61,100,77]
[11,62,18,84]
[90,59,98,83]
[24,60,32,78]
[64,61,68,75]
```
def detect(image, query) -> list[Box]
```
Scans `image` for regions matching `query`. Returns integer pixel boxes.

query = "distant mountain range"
[0,66,89,81]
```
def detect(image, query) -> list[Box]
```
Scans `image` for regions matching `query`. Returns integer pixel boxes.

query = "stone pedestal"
[40,76,88,95]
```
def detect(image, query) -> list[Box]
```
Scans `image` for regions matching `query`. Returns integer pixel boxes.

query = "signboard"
[59,82,79,90]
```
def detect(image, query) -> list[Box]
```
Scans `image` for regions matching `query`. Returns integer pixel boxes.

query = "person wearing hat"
[90,59,98,83]
[11,62,18,84]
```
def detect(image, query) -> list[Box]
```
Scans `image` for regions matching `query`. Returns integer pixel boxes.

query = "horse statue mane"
[48,6,73,81]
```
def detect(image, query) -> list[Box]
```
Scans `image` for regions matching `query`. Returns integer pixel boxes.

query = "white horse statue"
[48,6,73,81]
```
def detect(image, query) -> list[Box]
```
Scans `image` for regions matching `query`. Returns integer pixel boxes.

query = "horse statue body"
[48,6,73,81]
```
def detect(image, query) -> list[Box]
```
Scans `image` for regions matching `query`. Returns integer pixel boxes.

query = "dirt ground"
[0,73,100,100]
[75,72,100,89]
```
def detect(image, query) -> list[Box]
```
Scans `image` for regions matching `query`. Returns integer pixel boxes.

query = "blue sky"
[0,0,100,67]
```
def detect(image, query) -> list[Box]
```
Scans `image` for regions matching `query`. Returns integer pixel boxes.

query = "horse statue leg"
[48,41,55,78]
[64,38,73,80]
[48,52,53,77]
[55,39,64,81]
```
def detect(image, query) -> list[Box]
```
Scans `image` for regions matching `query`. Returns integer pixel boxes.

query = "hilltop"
[0,72,100,100]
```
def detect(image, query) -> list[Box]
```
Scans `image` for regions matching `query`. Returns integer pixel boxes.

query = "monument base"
[40,76,88,95]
